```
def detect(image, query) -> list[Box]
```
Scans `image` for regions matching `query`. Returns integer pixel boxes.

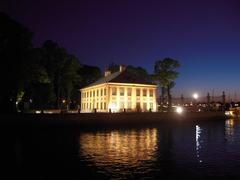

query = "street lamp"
[193,93,199,112]
[193,93,199,100]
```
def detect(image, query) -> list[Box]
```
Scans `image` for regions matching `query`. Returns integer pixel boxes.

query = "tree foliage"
[78,65,101,88]
[0,13,32,112]
[0,13,84,112]
[39,40,81,109]
[107,62,119,73]
[154,58,180,111]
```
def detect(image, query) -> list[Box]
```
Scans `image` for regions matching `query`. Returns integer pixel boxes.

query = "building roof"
[83,70,156,89]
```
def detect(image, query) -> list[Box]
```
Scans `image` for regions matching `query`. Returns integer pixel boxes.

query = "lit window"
[101,89,103,96]
[127,88,132,96]
[112,87,117,95]
[97,90,99,96]
[150,103,153,110]
[120,87,124,96]
[104,102,106,110]
[104,88,106,95]
[143,103,147,111]
[120,101,124,109]
[136,102,141,110]
[143,89,147,96]
[127,101,132,109]
[150,90,153,97]
[93,91,95,97]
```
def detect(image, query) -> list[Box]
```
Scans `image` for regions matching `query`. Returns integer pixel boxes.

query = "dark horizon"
[1,0,240,98]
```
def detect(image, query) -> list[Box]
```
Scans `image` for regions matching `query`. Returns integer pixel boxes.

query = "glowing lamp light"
[176,107,183,114]
[193,93,199,99]
[108,103,117,112]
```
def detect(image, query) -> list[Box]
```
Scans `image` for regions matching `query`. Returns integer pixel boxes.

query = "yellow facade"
[80,82,157,113]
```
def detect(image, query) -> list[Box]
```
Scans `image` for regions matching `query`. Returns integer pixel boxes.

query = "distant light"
[44,111,53,114]
[225,111,230,116]
[35,110,41,114]
[62,99,66,103]
[193,93,199,99]
[225,111,234,117]
[176,107,183,114]
[16,101,18,105]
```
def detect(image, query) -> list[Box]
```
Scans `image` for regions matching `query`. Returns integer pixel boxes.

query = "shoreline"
[1,112,227,127]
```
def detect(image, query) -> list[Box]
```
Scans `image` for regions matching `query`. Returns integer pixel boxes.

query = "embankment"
[1,112,227,127]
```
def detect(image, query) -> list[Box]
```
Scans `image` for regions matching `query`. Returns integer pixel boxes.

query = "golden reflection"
[79,128,157,167]
[225,119,235,141]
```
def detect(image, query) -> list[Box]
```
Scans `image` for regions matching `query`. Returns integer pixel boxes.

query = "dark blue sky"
[2,0,240,98]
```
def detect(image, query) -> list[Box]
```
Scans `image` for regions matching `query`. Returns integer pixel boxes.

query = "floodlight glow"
[108,103,117,112]
[176,107,183,114]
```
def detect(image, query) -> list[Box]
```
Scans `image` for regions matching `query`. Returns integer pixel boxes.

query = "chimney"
[119,65,126,72]
[104,69,111,77]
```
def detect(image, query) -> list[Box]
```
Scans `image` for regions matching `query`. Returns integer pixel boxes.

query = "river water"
[2,119,240,179]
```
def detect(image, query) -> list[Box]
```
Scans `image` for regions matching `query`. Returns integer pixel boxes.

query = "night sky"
[1,0,240,98]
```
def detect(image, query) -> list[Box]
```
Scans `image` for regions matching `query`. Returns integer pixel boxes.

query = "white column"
[132,87,136,110]
[124,87,127,109]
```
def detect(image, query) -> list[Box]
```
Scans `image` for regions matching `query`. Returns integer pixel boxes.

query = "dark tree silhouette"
[0,13,33,113]
[78,65,101,88]
[107,62,119,73]
[41,40,81,109]
[154,58,180,111]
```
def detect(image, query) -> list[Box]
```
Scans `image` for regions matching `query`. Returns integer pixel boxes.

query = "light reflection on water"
[196,125,202,163]
[79,128,158,177]
[225,119,235,142]
[5,118,240,179]
[78,120,240,178]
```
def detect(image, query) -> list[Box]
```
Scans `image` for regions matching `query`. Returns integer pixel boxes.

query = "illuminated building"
[80,65,157,112]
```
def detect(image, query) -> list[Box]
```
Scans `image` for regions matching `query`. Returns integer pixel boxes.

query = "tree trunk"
[56,86,60,109]
[167,85,172,112]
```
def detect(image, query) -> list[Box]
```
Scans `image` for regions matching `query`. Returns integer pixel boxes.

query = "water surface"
[2,119,240,179]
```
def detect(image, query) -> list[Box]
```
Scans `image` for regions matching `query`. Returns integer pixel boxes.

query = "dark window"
[136,89,140,96]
